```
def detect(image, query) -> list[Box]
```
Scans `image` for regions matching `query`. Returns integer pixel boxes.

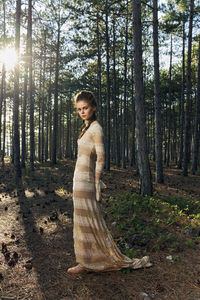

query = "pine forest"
[1,0,200,299]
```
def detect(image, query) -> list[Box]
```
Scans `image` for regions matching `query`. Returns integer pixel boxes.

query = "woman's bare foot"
[67,264,87,274]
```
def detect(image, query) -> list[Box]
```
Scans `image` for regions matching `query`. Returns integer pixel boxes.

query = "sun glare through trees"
[0,47,18,70]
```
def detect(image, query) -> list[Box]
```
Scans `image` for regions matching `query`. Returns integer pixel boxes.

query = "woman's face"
[76,100,96,121]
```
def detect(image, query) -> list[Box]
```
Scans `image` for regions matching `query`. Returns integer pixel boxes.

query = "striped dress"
[73,120,151,271]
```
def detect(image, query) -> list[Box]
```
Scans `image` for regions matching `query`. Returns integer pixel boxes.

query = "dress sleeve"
[92,124,105,183]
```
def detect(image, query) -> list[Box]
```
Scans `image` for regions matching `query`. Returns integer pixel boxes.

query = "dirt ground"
[1,160,200,300]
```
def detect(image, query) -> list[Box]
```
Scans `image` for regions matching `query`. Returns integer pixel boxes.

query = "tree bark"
[28,0,34,170]
[130,53,136,167]
[191,37,200,174]
[2,93,6,165]
[13,0,21,179]
[166,35,173,167]
[42,30,47,162]
[132,0,153,195]
[178,23,186,169]
[122,2,128,169]
[38,63,42,162]
[105,0,110,171]
[153,0,163,183]
[112,17,120,167]
[52,20,60,165]
[21,30,29,168]
[0,0,6,160]
[183,0,194,176]
[45,58,52,161]
[96,11,103,126]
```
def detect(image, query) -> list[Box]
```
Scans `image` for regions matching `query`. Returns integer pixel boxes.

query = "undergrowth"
[107,192,200,258]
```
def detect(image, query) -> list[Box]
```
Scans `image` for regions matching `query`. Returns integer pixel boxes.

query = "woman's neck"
[84,119,95,126]
[84,120,89,126]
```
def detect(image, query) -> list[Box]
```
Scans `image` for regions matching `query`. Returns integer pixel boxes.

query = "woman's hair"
[74,90,98,139]
[74,90,97,110]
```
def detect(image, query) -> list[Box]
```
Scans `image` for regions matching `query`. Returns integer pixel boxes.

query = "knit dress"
[72,120,151,271]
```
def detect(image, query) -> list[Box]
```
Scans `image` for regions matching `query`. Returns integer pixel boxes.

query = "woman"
[67,90,152,274]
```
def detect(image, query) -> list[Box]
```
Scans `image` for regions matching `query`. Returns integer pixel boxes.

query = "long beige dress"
[73,120,151,271]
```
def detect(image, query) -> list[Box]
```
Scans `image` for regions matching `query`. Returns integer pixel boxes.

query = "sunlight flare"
[0,47,18,70]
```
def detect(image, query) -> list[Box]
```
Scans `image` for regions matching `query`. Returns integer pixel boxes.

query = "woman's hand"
[95,180,107,201]
[95,181,101,201]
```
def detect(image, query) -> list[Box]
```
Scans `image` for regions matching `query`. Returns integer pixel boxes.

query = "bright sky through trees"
[0,47,18,70]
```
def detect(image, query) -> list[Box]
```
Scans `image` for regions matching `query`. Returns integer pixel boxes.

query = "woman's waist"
[73,170,95,182]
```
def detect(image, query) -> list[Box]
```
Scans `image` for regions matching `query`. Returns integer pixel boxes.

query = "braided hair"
[74,90,97,139]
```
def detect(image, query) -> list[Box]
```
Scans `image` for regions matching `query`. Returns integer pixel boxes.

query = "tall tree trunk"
[122,2,128,169]
[21,32,28,168]
[112,18,120,167]
[166,35,173,167]
[45,58,52,161]
[191,37,200,174]
[38,64,42,162]
[153,0,163,183]
[50,109,53,160]
[105,0,110,171]
[172,107,177,163]
[0,0,6,159]
[132,0,153,195]
[13,0,21,180]
[58,98,62,159]
[52,20,60,165]
[42,30,47,162]
[0,64,6,160]
[65,100,70,158]
[29,0,34,170]
[183,0,194,176]
[2,94,6,165]
[164,103,167,163]
[130,54,136,166]
[67,98,72,158]
[178,23,186,169]
[96,11,103,126]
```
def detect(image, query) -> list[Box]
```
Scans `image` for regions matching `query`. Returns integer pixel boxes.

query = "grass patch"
[107,192,200,254]
[158,194,200,215]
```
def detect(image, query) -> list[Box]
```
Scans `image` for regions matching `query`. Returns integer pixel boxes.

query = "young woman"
[67,90,152,274]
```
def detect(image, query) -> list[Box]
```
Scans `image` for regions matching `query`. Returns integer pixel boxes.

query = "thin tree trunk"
[132,0,153,195]
[183,0,194,176]
[38,64,42,161]
[130,53,136,166]
[21,31,28,168]
[122,3,128,169]
[112,18,120,167]
[45,58,52,161]
[58,98,62,159]
[97,11,103,126]
[105,0,110,171]
[29,0,34,170]
[152,106,156,161]
[0,64,5,159]
[0,0,6,159]
[173,107,177,163]
[153,0,163,183]
[65,100,70,158]
[50,109,52,160]
[2,84,6,165]
[13,0,21,180]
[178,23,185,169]
[52,20,60,165]
[42,30,47,162]
[191,37,200,174]
[166,35,173,167]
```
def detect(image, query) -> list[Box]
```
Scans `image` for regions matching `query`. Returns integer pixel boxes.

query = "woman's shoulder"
[90,120,103,135]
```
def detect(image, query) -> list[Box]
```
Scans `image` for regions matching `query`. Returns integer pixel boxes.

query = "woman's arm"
[92,124,105,200]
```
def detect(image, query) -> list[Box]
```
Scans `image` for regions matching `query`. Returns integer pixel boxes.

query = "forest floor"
[1,159,200,300]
